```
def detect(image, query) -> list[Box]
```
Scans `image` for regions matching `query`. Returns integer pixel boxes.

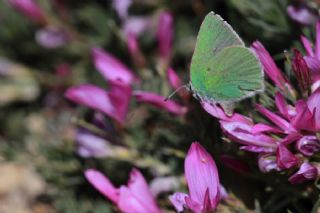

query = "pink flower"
[65,81,132,125]
[202,103,277,151]
[201,29,320,183]
[169,142,220,213]
[307,88,320,130]
[126,32,145,67]
[133,91,187,115]
[276,144,300,170]
[296,135,320,156]
[201,102,251,124]
[92,47,137,86]
[85,169,162,213]
[289,162,318,184]
[221,120,277,149]
[256,104,296,134]
[127,32,140,58]
[76,129,111,158]
[35,26,69,49]
[157,11,173,63]
[301,21,320,86]
[112,0,132,20]
[122,16,150,37]
[258,154,281,173]
[292,49,312,94]
[167,68,182,90]
[9,0,46,24]
[251,41,291,92]
[287,5,317,25]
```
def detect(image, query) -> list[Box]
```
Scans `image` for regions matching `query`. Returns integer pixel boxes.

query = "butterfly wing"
[190,12,263,104]
[192,46,264,103]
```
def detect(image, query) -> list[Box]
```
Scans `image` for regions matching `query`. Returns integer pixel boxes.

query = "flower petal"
[316,21,320,59]
[123,16,150,37]
[220,121,277,147]
[126,169,161,213]
[35,26,69,49]
[118,186,152,213]
[85,169,119,203]
[185,196,203,213]
[287,5,316,25]
[76,130,111,158]
[275,92,289,119]
[304,56,320,76]
[291,100,316,131]
[240,146,275,153]
[150,176,179,197]
[256,104,295,133]
[185,142,220,210]
[307,88,320,129]
[157,11,173,61]
[289,162,318,184]
[167,68,182,90]
[92,47,137,85]
[258,154,281,173]
[169,192,188,212]
[296,135,320,156]
[251,41,290,91]
[251,123,282,134]
[276,144,300,169]
[9,0,46,24]
[301,36,314,57]
[133,91,187,115]
[65,83,131,124]
[112,0,132,20]
[202,102,252,124]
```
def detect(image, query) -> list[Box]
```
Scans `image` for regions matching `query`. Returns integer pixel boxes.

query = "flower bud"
[296,135,320,156]
[292,49,312,95]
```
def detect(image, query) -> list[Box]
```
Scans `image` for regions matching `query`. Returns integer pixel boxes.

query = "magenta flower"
[76,129,111,158]
[126,32,145,67]
[296,135,320,157]
[289,162,318,184]
[112,0,132,20]
[287,5,317,25]
[167,68,182,90]
[92,47,137,86]
[169,142,220,213]
[122,16,151,37]
[276,144,300,170]
[258,154,281,173]
[251,41,292,93]
[127,32,140,58]
[301,21,320,89]
[202,102,277,152]
[9,0,46,24]
[202,36,320,184]
[65,81,132,125]
[133,91,187,116]
[307,88,320,129]
[85,169,162,213]
[157,11,173,64]
[292,49,312,94]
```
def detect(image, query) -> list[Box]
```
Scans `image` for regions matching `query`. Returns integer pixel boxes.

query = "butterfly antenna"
[164,84,190,101]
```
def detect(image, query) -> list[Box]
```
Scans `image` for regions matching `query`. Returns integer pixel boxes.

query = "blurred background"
[0,0,319,212]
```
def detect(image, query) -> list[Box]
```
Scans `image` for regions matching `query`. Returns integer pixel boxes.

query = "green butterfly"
[190,12,264,114]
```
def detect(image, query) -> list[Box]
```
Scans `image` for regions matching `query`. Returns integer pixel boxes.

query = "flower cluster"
[85,142,222,213]
[202,23,320,184]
